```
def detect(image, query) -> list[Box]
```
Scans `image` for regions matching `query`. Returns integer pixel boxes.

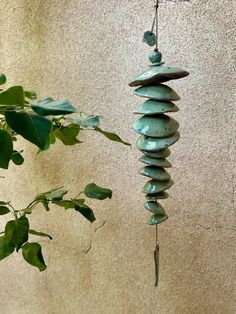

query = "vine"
[0,73,130,271]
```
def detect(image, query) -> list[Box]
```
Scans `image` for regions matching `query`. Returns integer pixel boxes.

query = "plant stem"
[8,203,17,218]
[75,191,84,199]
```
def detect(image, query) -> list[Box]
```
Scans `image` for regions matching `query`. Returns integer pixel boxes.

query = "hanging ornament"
[129,0,189,287]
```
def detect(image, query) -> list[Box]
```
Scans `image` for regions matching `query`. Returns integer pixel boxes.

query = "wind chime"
[129,0,189,286]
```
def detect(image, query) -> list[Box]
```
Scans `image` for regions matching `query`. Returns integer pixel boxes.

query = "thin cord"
[155,224,158,246]
[155,0,159,50]
[154,225,159,287]
[153,0,160,287]
[151,9,156,33]
[151,0,159,50]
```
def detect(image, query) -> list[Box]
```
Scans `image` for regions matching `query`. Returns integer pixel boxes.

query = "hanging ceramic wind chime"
[129,0,189,286]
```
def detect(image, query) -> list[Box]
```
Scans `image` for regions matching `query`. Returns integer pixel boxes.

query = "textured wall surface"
[0,0,235,313]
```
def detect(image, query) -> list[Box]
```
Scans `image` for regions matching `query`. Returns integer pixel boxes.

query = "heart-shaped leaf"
[0,86,24,107]
[52,199,75,209]
[75,203,96,223]
[32,97,77,116]
[94,128,131,146]
[0,206,10,215]
[5,216,29,251]
[29,229,52,240]
[68,114,100,128]
[84,183,112,200]
[22,242,47,271]
[0,236,15,261]
[54,124,80,145]
[0,74,6,85]
[11,150,24,166]
[35,187,68,201]
[0,130,13,169]
[0,201,11,205]
[5,111,52,150]
[25,90,37,101]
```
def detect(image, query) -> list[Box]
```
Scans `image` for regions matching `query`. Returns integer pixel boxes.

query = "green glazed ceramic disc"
[145,191,169,200]
[143,31,156,46]
[129,65,189,87]
[134,84,180,101]
[136,132,180,151]
[139,166,171,181]
[133,99,179,115]
[148,214,168,225]
[133,114,179,137]
[143,179,174,194]
[142,148,171,158]
[144,201,166,215]
[139,155,172,168]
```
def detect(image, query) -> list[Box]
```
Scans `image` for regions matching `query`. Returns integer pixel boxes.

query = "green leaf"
[80,115,100,128]
[22,242,47,271]
[0,206,10,215]
[0,201,10,205]
[54,124,81,145]
[32,97,77,116]
[0,130,13,169]
[94,128,131,146]
[0,86,24,107]
[69,114,100,128]
[29,229,52,240]
[84,183,112,200]
[0,236,15,261]
[0,74,6,85]
[5,216,29,251]
[75,203,96,223]
[52,198,95,222]
[41,199,50,211]
[73,199,85,206]
[25,90,37,101]
[5,111,52,150]
[52,198,86,210]
[52,199,75,209]
[36,187,67,201]
[11,150,24,165]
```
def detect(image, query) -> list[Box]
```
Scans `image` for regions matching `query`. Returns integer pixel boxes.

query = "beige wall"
[0,0,235,313]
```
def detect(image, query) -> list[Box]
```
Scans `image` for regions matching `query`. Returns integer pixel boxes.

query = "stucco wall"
[0,0,235,313]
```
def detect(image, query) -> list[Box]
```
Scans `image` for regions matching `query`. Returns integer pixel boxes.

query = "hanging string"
[154,224,159,287]
[151,0,159,50]
[154,0,160,287]
[155,0,159,50]
[150,0,161,287]
[155,223,158,246]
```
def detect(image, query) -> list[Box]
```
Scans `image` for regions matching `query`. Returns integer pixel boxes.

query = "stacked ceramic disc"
[129,53,189,226]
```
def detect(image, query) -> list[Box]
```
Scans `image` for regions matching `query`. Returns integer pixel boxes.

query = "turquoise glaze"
[134,99,179,115]
[149,50,162,64]
[143,179,174,194]
[141,148,171,158]
[129,64,189,87]
[139,166,170,181]
[144,201,166,214]
[143,31,156,46]
[145,191,169,200]
[139,155,172,168]
[132,114,179,137]
[136,132,180,151]
[148,214,168,225]
[130,52,189,228]
[134,84,180,101]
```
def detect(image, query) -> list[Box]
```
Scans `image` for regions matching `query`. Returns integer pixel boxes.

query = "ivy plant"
[0,73,130,271]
